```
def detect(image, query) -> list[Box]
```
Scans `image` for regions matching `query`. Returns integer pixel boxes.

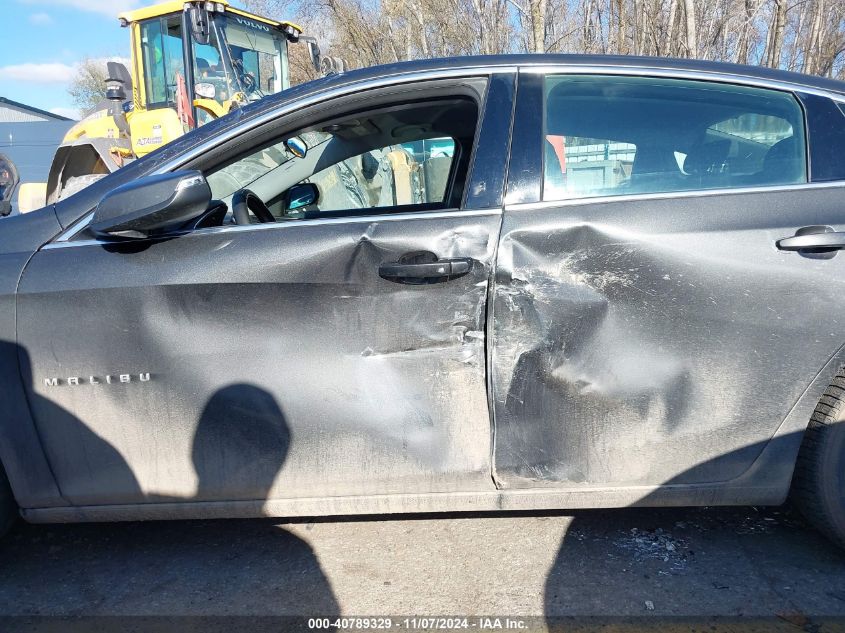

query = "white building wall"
[0,104,51,123]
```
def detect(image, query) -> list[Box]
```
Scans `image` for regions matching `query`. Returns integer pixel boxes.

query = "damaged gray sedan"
[2,54,845,549]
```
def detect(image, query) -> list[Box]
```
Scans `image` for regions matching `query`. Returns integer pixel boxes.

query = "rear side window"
[543,75,807,201]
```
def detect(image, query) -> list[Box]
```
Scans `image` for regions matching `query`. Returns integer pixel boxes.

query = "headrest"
[684,139,731,175]
[763,136,802,182]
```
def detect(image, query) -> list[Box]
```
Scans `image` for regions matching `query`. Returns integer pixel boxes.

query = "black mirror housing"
[90,171,211,240]
[301,37,322,76]
[188,4,210,45]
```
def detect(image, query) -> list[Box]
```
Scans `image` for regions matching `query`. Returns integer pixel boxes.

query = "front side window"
[206,98,476,222]
[543,75,807,201]
[302,138,456,216]
[139,16,187,108]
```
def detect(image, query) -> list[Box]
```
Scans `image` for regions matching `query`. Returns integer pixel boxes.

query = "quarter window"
[543,75,807,201]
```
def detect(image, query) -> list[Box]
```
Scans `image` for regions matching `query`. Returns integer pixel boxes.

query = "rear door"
[492,70,845,491]
[16,72,515,507]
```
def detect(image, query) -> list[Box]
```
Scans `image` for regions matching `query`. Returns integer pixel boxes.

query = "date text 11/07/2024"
[307,617,529,630]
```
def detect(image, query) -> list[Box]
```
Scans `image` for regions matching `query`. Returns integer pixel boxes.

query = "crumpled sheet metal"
[491,191,845,490]
[18,213,501,507]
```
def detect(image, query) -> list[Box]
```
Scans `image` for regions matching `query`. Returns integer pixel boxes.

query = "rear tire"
[791,370,845,549]
[0,465,17,538]
[57,173,107,201]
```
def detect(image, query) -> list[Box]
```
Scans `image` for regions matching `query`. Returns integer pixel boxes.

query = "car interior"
[543,76,807,199]
[184,97,479,231]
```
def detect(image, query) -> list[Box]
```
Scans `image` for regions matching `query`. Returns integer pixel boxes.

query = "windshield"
[190,13,290,122]
[217,14,289,100]
[207,132,331,201]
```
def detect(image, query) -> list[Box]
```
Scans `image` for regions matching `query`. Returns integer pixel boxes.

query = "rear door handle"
[777,226,845,251]
[379,254,473,284]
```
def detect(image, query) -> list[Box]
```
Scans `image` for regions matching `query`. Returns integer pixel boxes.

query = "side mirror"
[282,182,319,211]
[301,37,322,76]
[188,4,210,45]
[89,171,211,239]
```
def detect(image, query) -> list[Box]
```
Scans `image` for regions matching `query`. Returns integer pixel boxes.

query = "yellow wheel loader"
[20,0,315,211]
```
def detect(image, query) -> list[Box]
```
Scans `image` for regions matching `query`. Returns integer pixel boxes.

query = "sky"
[0,0,247,120]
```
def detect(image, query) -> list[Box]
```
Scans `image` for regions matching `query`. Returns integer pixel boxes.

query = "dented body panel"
[492,186,845,492]
[18,213,501,505]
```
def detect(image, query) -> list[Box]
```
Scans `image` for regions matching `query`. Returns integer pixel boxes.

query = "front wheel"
[791,370,845,549]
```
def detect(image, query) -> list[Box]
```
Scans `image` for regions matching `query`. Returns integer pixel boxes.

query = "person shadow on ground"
[1,341,339,622]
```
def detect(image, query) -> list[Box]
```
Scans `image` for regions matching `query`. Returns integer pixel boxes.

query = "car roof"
[313,54,845,98]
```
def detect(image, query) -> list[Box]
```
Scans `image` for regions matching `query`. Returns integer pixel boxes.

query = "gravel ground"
[1,505,844,631]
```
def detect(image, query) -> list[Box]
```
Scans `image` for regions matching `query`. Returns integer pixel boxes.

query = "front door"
[17,73,513,507]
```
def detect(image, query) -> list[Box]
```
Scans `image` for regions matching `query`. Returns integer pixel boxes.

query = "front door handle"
[777,226,845,251]
[379,251,473,284]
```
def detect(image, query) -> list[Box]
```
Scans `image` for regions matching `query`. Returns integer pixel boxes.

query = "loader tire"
[0,464,17,538]
[58,174,107,201]
[791,370,845,550]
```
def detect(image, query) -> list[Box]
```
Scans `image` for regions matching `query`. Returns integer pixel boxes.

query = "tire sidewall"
[818,419,845,535]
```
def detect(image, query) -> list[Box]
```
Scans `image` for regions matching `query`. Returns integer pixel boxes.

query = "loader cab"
[27,0,306,210]
[130,1,298,129]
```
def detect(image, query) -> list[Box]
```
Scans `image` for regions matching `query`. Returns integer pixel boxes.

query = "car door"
[16,72,515,507]
[492,70,845,493]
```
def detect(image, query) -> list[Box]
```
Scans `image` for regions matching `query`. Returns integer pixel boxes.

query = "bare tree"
[763,0,788,67]
[682,0,698,55]
[242,0,845,82]
[67,58,111,115]
[735,0,758,64]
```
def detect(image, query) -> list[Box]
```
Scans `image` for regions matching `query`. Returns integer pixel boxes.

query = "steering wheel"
[232,59,257,93]
[242,71,257,93]
[232,189,275,225]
